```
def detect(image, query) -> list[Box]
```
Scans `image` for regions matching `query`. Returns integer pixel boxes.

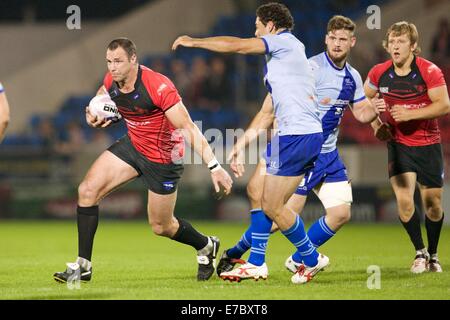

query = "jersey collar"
[276,29,291,35]
[324,51,346,71]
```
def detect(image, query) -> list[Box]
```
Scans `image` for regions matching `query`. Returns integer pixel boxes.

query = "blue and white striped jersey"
[309,52,365,153]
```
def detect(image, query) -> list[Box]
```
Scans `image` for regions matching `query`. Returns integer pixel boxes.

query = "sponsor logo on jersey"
[344,78,354,86]
[157,83,168,95]
[335,107,344,116]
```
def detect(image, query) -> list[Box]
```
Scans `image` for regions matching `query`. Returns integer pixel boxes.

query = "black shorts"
[108,135,184,194]
[387,141,444,188]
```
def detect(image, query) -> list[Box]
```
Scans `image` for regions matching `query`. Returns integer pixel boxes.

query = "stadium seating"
[19,0,450,149]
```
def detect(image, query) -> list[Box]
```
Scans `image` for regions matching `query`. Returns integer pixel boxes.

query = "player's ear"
[130,53,137,64]
[350,36,356,48]
[411,42,417,53]
[267,21,275,33]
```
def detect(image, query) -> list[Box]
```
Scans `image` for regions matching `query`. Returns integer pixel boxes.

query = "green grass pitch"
[0,220,448,300]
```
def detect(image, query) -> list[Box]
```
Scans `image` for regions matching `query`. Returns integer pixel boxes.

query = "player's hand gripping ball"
[88,94,122,123]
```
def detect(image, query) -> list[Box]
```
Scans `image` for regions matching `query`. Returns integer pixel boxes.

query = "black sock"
[425,213,444,255]
[77,205,99,261]
[400,209,425,251]
[171,218,208,250]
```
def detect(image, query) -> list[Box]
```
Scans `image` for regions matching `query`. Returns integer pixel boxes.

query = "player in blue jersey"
[173,2,329,284]
[214,15,386,281]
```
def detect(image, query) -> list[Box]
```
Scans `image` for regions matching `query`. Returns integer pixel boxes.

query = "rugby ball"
[88,94,122,123]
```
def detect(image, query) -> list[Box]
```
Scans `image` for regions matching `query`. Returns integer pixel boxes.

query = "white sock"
[416,248,428,256]
[430,253,439,261]
[197,237,212,256]
[76,257,92,270]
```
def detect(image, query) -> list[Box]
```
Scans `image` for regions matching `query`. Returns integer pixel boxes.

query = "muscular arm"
[398,85,450,121]
[233,93,274,152]
[172,36,266,55]
[364,80,383,129]
[0,84,11,143]
[349,98,378,124]
[364,79,393,141]
[166,101,233,194]
[165,101,219,165]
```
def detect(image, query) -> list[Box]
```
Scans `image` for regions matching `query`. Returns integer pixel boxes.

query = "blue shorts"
[295,149,348,195]
[265,133,322,177]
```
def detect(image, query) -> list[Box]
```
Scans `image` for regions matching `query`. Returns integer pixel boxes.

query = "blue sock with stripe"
[283,215,319,267]
[308,216,336,247]
[226,217,253,259]
[292,216,335,264]
[247,209,272,266]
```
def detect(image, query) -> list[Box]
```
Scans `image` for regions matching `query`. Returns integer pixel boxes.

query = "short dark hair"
[327,15,356,34]
[107,38,137,60]
[256,2,294,31]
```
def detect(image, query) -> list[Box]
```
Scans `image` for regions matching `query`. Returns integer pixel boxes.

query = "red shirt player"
[54,38,233,284]
[365,22,450,274]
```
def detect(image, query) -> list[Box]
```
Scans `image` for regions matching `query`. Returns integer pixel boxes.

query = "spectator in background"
[149,57,167,75]
[35,117,59,154]
[186,56,209,108]
[55,121,85,156]
[169,59,191,98]
[430,18,450,68]
[203,56,233,111]
[0,82,10,143]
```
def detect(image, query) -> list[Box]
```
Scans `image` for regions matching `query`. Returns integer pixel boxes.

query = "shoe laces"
[230,258,247,265]
[296,264,313,281]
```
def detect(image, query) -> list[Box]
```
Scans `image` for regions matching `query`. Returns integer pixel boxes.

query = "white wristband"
[207,159,221,172]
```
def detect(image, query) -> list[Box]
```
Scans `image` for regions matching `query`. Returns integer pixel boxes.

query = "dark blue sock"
[247,209,272,266]
[282,215,318,267]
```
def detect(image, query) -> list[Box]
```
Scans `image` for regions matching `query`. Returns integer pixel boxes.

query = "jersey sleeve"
[0,82,4,93]
[144,71,181,111]
[367,65,380,91]
[103,72,113,90]
[261,34,285,55]
[422,62,446,90]
[308,58,321,84]
[350,69,366,103]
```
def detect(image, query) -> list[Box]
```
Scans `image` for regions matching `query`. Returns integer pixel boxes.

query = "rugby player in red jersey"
[365,22,450,273]
[54,38,233,283]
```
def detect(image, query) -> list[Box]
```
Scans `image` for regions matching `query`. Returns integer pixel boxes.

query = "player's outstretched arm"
[172,35,266,55]
[85,86,112,129]
[390,85,450,123]
[227,93,274,177]
[165,101,233,196]
[0,83,10,143]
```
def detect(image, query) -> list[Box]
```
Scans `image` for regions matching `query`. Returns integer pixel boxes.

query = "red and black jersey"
[103,65,184,164]
[367,56,446,146]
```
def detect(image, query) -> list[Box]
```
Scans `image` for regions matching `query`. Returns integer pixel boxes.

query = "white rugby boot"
[291,253,329,284]
[220,261,268,282]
